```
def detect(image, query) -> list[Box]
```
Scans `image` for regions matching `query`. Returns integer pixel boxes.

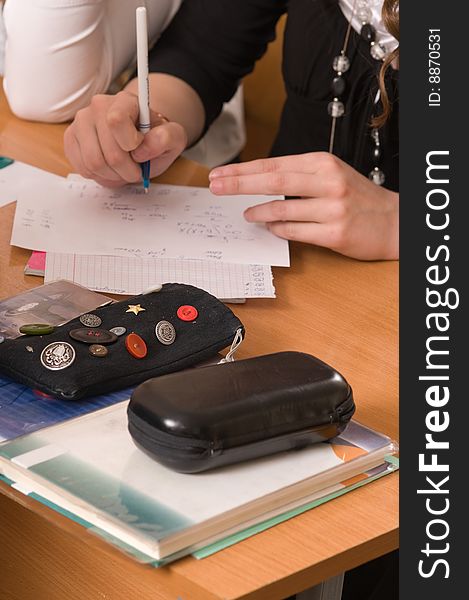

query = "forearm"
[3,0,108,121]
[147,0,286,136]
[125,73,205,147]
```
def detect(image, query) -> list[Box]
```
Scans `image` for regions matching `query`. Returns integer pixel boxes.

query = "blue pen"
[140,160,150,193]
[136,7,151,193]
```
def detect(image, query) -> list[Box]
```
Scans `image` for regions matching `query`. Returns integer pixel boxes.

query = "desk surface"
[0,84,398,600]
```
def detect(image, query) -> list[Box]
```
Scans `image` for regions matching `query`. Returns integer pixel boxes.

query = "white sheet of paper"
[44,253,276,298]
[12,178,290,266]
[0,161,65,208]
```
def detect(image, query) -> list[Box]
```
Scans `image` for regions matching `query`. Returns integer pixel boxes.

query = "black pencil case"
[0,283,244,400]
[127,351,355,473]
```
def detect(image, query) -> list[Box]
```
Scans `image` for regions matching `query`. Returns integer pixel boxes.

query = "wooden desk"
[0,85,398,600]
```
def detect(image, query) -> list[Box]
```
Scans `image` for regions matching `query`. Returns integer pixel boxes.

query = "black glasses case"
[127,351,355,473]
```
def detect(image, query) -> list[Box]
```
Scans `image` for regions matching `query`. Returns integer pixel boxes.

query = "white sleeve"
[3,0,244,167]
[3,0,182,122]
[183,87,246,168]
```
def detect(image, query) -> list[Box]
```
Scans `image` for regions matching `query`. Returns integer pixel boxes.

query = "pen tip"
[144,188,149,194]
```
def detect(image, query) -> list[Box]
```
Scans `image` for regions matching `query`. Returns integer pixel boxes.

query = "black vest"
[271,0,399,192]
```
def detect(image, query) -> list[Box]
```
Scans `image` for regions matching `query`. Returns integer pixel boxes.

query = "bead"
[331,76,346,97]
[371,128,380,143]
[357,6,372,23]
[327,99,345,118]
[369,168,385,186]
[372,146,381,165]
[332,55,350,73]
[360,23,376,42]
[370,42,386,61]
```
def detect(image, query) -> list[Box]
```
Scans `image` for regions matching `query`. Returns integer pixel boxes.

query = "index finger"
[244,197,337,224]
[209,152,332,179]
[209,171,333,198]
[106,92,143,152]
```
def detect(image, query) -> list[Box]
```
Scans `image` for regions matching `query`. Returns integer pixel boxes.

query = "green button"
[19,323,55,335]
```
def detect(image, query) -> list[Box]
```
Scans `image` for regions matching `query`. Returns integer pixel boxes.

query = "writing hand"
[64,91,187,187]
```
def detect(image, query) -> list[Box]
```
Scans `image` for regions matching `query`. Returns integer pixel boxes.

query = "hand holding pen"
[63,9,188,189]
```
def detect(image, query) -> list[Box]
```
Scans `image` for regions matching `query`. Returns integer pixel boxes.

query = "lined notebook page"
[45,253,276,299]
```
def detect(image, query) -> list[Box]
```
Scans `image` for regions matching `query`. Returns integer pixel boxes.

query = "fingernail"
[209,179,223,193]
[209,168,224,180]
[243,208,252,221]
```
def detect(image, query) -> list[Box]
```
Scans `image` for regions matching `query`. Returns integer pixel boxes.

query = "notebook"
[0,375,132,442]
[24,251,274,299]
[0,402,398,563]
[44,253,275,299]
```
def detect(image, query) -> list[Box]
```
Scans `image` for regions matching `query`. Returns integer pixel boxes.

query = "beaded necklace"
[328,0,388,186]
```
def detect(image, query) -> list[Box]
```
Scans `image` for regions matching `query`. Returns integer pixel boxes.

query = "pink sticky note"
[26,251,46,274]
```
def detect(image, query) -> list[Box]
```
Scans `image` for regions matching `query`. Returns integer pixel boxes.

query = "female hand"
[209,152,399,260]
[64,90,187,188]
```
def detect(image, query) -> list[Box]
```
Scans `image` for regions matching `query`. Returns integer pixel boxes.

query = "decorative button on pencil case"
[0,283,244,400]
[127,351,355,473]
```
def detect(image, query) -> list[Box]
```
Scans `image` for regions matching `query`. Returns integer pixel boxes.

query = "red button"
[177,305,198,322]
[125,333,147,359]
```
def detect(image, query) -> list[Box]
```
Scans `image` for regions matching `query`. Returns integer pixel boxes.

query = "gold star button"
[126,304,146,316]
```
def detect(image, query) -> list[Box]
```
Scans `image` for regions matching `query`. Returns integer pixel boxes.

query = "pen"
[136,7,151,194]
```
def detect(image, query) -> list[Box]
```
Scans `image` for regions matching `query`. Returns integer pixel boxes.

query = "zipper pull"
[209,440,223,457]
[218,328,244,364]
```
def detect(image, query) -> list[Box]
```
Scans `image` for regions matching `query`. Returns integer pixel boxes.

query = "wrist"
[124,78,191,150]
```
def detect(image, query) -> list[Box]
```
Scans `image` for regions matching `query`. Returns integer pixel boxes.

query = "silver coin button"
[109,326,126,337]
[80,313,102,328]
[155,320,176,345]
[40,342,76,370]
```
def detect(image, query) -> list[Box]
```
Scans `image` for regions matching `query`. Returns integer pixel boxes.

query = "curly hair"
[373,0,399,127]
